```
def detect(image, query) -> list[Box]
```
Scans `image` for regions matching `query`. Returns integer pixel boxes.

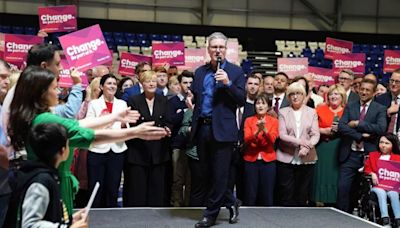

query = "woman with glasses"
[276,82,320,206]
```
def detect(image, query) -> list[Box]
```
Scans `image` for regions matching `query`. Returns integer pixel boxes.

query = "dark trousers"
[190,124,236,219]
[244,160,276,206]
[337,151,364,213]
[277,161,314,206]
[123,163,168,207]
[87,151,124,208]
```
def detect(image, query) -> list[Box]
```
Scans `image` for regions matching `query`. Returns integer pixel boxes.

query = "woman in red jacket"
[364,133,400,227]
[243,93,279,206]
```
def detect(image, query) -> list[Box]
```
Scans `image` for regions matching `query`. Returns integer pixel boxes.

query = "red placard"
[332,53,365,76]
[325,37,353,60]
[377,160,400,192]
[307,66,336,87]
[177,48,207,72]
[38,5,77,33]
[277,58,309,79]
[59,24,112,72]
[384,50,400,73]
[152,42,185,66]
[118,52,152,76]
[58,54,88,88]
[3,34,43,64]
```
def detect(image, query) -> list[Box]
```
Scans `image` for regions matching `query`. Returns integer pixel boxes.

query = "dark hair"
[27,123,67,166]
[292,76,310,95]
[361,78,377,91]
[135,61,150,75]
[118,77,134,91]
[26,44,58,67]
[8,66,56,151]
[379,133,400,155]
[99,74,117,97]
[0,58,11,70]
[275,72,289,80]
[254,93,273,111]
[177,70,194,83]
[248,73,262,83]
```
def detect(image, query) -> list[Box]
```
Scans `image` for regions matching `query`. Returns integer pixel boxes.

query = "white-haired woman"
[276,81,320,206]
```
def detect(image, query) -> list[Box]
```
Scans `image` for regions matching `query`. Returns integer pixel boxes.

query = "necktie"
[236,107,243,130]
[387,98,398,133]
[359,104,367,121]
[274,97,281,114]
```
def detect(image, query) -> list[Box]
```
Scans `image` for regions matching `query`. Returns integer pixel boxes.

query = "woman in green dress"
[312,84,347,205]
[8,66,168,215]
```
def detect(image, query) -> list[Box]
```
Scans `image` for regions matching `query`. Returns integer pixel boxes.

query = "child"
[364,133,400,228]
[5,123,88,228]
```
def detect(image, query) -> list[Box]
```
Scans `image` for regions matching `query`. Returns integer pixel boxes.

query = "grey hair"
[339,69,355,80]
[208,32,228,45]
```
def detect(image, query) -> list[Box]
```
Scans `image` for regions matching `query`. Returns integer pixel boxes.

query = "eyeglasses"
[389,79,400,85]
[289,92,304,97]
[209,45,226,51]
[338,77,352,81]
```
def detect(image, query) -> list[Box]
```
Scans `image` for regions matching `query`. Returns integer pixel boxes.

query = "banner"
[152,42,185,66]
[377,160,400,192]
[0,33,4,58]
[59,24,112,72]
[177,48,206,72]
[384,50,400,73]
[118,52,152,76]
[38,5,77,33]
[332,53,366,76]
[226,40,239,65]
[58,54,88,88]
[307,66,336,87]
[3,34,43,63]
[325,37,353,60]
[277,58,308,79]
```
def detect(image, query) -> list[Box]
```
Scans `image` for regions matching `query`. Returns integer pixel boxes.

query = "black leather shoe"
[228,199,242,224]
[195,217,216,227]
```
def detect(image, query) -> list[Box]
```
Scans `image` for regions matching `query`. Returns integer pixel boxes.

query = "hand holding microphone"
[214,56,229,85]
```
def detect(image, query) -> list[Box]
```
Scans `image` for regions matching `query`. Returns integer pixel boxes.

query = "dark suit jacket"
[126,93,171,166]
[338,100,387,163]
[191,61,246,142]
[375,92,399,132]
[167,95,187,149]
[348,91,360,104]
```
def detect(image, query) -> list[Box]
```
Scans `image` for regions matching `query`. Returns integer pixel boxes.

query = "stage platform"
[87,207,382,228]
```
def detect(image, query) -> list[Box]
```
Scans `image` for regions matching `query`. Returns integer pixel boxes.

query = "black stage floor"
[87,207,382,228]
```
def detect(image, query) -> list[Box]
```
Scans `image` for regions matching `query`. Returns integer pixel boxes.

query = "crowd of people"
[0,31,400,228]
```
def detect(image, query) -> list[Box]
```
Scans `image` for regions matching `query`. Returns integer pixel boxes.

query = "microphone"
[216,56,222,70]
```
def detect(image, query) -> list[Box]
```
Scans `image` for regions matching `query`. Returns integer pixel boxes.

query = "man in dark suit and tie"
[338,69,360,104]
[375,68,400,134]
[337,78,387,213]
[188,32,246,227]
[272,72,290,115]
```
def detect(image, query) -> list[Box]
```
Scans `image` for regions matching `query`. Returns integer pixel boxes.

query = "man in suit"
[338,69,359,104]
[189,32,246,227]
[272,72,290,115]
[337,78,387,213]
[263,75,275,96]
[375,68,400,134]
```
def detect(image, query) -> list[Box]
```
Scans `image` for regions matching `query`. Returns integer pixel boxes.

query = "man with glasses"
[187,32,245,227]
[338,69,359,103]
[376,68,400,134]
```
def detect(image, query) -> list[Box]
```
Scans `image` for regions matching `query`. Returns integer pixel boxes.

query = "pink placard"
[0,33,4,58]
[332,53,365,76]
[325,37,353,60]
[59,24,112,72]
[377,160,400,192]
[118,52,152,76]
[277,58,309,79]
[38,5,77,33]
[4,34,43,64]
[177,48,207,72]
[58,54,88,88]
[384,50,400,73]
[307,66,336,87]
[152,42,185,66]
[226,40,239,65]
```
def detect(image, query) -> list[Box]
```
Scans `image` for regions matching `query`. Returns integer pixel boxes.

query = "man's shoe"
[228,199,242,224]
[195,217,216,228]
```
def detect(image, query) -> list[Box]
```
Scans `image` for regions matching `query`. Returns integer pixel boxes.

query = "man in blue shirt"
[188,32,246,227]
